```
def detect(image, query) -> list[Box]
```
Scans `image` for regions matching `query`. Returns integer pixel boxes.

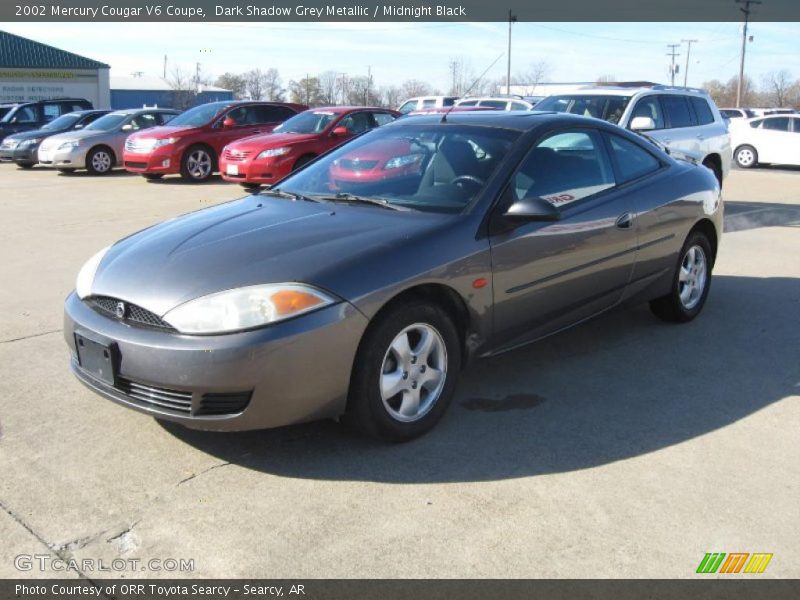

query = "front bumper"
[38,146,87,168]
[123,147,180,174]
[64,291,368,431]
[220,156,291,185]
[11,144,38,164]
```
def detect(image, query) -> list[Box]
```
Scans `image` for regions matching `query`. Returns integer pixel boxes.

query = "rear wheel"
[86,146,114,175]
[345,300,461,442]
[650,231,713,323]
[180,145,215,182]
[735,145,758,169]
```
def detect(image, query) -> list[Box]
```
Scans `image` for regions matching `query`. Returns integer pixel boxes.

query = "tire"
[735,145,758,169]
[649,231,713,323]
[16,162,34,169]
[143,173,164,181]
[180,145,215,182]
[345,300,461,442]
[292,155,315,171]
[86,146,114,175]
[702,158,722,187]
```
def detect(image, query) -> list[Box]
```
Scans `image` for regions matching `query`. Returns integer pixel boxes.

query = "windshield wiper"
[318,192,410,211]
[260,188,323,203]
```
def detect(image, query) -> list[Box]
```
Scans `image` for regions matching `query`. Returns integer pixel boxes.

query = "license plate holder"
[75,333,116,385]
[226,164,239,176]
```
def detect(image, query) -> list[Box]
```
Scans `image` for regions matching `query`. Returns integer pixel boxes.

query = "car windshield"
[167,103,228,127]
[0,106,21,123]
[274,124,520,214]
[42,113,82,130]
[274,111,341,134]
[535,94,632,124]
[85,113,128,131]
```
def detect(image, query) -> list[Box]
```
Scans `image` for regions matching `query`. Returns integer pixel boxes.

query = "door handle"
[616,213,633,229]
[696,134,706,141]
[662,138,672,144]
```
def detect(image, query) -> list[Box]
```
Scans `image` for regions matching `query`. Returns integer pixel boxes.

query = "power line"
[736,0,762,107]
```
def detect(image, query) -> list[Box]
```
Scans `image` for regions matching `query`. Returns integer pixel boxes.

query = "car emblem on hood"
[115,302,126,319]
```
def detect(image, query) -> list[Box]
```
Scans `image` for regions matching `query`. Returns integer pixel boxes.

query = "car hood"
[91,195,451,316]
[47,129,116,143]
[231,132,319,151]
[3,127,65,142]
[132,125,201,139]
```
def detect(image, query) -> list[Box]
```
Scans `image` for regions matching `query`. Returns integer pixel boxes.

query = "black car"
[0,110,110,167]
[0,98,93,143]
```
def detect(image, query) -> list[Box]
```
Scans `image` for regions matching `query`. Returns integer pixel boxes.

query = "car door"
[488,127,636,350]
[757,117,793,164]
[789,118,800,166]
[655,94,701,157]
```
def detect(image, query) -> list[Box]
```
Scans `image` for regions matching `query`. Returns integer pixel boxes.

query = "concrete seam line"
[0,329,63,344]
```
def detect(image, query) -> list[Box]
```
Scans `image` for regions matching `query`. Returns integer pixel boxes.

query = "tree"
[288,76,323,106]
[379,85,403,109]
[262,68,284,101]
[512,60,551,87]
[166,66,197,110]
[762,70,793,107]
[245,69,266,100]
[595,74,617,84]
[318,71,339,105]
[447,57,474,96]
[215,73,246,99]
[401,79,431,100]
[346,75,380,106]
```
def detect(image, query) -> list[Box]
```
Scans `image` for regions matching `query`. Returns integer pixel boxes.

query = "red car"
[123,100,307,182]
[219,107,399,188]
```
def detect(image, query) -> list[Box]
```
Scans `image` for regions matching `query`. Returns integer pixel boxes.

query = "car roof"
[547,85,711,98]
[107,108,179,115]
[308,106,394,112]
[387,110,611,131]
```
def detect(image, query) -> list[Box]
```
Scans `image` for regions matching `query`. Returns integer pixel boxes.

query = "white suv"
[535,85,731,185]
[397,96,459,114]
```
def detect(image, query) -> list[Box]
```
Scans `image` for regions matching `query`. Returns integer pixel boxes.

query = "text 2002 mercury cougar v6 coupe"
[65,111,722,441]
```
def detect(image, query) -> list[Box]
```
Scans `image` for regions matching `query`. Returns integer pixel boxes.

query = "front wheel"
[735,145,758,169]
[180,145,215,182]
[86,147,114,175]
[16,162,34,169]
[650,231,713,323]
[345,301,461,441]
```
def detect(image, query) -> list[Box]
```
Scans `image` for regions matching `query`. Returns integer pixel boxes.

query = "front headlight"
[20,137,43,147]
[58,140,80,150]
[256,147,291,160]
[385,153,423,169]
[75,246,111,299]
[153,137,178,148]
[162,283,336,334]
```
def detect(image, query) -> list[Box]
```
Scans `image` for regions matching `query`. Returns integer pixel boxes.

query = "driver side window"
[630,97,665,130]
[512,130,615,207]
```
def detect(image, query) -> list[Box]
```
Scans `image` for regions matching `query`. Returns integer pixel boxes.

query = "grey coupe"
[64,111,722,440]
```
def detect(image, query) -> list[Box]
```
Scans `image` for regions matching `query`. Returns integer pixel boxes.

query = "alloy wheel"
[92,151,112,173]
[737,148,755,167]
[678,245,707,310]
[379,323,447,423]
[187,149,212,180]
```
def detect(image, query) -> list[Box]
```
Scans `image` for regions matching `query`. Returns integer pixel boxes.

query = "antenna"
[441,52,505,123]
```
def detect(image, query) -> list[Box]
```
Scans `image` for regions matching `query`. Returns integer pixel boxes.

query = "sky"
[2,21,798,91]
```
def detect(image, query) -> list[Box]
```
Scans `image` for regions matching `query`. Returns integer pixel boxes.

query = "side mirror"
[331,126,350,137]
[223,117,236,128]
[630,116,656,131]
[73,123,84,129]
[504,196,561,221]
[121,123,133,131]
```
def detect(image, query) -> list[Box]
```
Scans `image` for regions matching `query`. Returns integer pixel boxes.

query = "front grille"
[337,159,378,171]
[124,161,148,168]
[197,392,252,416]
[88,296,175,331]
[116,377,192,414]
[223,148,251,161]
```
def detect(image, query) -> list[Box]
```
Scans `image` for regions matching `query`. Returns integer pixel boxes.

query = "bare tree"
[166,66,197,110]
[245,69,266,100]
[380,85,403,108]
[595,74,617,84]
[288,76,323,106]
[512,60,551,87]
[447,57,475,96]
[262,68,284,101]
[318,71,339,105]
[401,79,431,99]
[215,73,246,99]
[762,70,793,107]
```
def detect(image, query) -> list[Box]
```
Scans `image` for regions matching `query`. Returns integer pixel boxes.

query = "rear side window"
[43,103,61,122]
[442,97,456,107]
[513,130,615,207]
[661,95,695,128]
[630,97,665,130]
[421,99,436,108]
[458,100,478,107]
[338,112,373,134]
[510,102,530,111]
[690,97,715,125]
[397,100,416,114]
[762,117,790,132]
[252,105,297,123]
[607,134,661,184]
[372,112,396,126]
[480,100,508,109]
[130,113,159,130]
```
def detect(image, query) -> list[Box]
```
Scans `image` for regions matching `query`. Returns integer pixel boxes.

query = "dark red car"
[123,100,307,182]
[219,107,399,188]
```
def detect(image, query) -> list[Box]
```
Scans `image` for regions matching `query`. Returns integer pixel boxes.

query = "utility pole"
[305,73,310,105]
[736,0,761,108]
[163,55,167,79]
[681,39,698,87]
[338,73,347,104]
[666,44,680,86]
[366,65,372,104]
[506,10,517,95]
[449,60,457,95]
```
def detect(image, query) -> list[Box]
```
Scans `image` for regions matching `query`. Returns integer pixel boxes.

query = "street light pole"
[506,10,517,95]
[736,0,762,108]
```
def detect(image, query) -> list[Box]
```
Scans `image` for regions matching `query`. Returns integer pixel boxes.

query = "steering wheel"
[451,175,485,189]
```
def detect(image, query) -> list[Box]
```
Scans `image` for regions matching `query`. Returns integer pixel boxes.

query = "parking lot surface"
[1,165,798,578]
